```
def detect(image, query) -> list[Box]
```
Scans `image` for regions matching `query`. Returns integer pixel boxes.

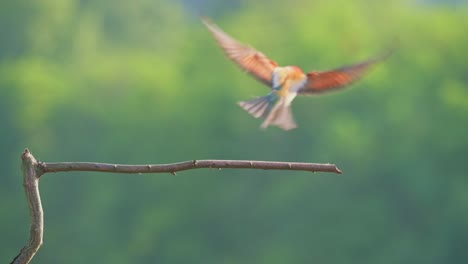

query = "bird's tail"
[238,93,276,119]
[238,93,297,131]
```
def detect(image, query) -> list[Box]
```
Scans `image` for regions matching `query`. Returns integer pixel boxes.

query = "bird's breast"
[286,76,307,93]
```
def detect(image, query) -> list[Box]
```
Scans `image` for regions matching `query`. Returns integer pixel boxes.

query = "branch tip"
[21,148,31,160]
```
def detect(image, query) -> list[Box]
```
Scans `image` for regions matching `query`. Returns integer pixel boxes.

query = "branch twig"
[41,160,342,175]
[12,148,341,264]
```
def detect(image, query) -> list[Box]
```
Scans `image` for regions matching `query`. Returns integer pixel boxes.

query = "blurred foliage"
[1,0,468,263]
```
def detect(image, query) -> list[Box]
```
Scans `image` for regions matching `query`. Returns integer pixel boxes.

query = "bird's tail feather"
[238,93,276,119]
[238,94,296,130]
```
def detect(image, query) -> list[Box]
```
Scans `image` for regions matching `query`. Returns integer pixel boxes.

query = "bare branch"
[11,149,44,264]
[13,149,341,263]
[41,160,342,174]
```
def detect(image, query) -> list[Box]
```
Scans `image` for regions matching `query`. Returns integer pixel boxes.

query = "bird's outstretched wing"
[297,48,394,95]
[202,17,278,87]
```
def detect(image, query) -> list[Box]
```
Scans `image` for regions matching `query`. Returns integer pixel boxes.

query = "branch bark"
[12,148,342,263]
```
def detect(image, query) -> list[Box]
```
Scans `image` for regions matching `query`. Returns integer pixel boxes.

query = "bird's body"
[202,17,393,130]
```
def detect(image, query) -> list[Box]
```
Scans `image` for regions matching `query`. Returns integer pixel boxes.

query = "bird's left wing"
[297,48,394,95]
[202,17,278,87]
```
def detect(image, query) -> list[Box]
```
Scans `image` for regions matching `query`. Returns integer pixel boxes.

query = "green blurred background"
[1,0,467,263]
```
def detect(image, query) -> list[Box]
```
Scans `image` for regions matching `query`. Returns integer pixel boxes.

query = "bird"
[201,17,394,130]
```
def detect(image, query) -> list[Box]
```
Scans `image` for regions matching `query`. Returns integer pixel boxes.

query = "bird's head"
[286,66,306,80]
[288,66,304,74]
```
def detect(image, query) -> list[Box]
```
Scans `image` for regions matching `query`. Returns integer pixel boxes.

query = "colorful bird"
[202,17,394,130]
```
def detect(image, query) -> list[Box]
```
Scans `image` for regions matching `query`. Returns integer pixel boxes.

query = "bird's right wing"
[202,17,278,88]
[297,48,394,94]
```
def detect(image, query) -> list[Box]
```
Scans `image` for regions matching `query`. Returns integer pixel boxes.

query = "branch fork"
[12,148,341,264]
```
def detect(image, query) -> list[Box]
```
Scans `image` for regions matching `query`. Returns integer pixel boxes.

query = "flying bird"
[202,17,393,130]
